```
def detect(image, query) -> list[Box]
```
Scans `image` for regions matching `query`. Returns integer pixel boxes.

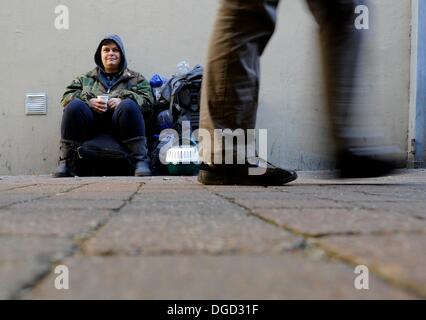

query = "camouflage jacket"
[61,67,154,113]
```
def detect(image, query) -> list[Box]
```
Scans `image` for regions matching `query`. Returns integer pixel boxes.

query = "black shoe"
[135,160,152,177]
[52,160,73,178]
[337,148,399,179]
[198,161,298,186]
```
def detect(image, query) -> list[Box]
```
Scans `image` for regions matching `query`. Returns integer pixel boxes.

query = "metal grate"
[25,93,47,115]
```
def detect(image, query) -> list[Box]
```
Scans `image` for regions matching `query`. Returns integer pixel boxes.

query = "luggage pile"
[149,62,203,175]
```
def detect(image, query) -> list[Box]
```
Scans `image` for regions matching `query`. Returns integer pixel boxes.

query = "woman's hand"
[89,98,108,113]
[108,98,122,109]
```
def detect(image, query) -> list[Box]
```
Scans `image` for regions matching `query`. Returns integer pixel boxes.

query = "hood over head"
[94,34,127,73]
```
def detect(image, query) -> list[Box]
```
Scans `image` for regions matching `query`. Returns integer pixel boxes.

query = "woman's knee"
[61,99,94,130]
[63,99,91,117]
[61,99,94,140]
[114,99,145,123]
[116,99,140,114]
[112,99,146,137]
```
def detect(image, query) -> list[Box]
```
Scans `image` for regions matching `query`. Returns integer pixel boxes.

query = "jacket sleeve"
[113,75,155,113]
[61,76,95,108]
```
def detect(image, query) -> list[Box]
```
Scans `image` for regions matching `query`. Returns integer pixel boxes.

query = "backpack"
[69,134,134,176]
[157,64,203,133]
[150,65,203,174]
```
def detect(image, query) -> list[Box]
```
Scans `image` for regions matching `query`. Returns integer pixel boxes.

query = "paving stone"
[281,185,424,203]
[70,182,141,193]
[0,237,74,299]
[204,186,274,193]
[0,183,37,192]
[144,176,197,183]
[293,171,418,185]
[25,255,414,300]
[138,187,208,195]
[211,191,347,209]
[318,234,426,297]
[142,182,202,189]
[39,181,142,202]
[252,208,426,236]
[8,198,126,211]
[234,198,347,209]
[0,210,109,237]
[54,192,135,201]
[360,202,426,219]
[0,194,48,208]
[0,176,84,184]
[332,185,426,201]
[212,191,300,199]
[84,200,303,255]
[131,190,226,203]
[1,171,425,299]
[290,188,415,203]
[3,184,81,195]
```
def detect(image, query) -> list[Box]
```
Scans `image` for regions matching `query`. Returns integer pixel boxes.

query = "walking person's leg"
[307,0,398,177]
[198,0,297,185]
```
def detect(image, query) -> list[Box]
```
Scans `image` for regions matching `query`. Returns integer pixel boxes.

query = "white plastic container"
[165,145,201,175]
[166,145,200,165]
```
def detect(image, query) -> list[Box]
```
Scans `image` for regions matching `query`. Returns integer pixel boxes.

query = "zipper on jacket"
[95,69,135,94]
[110,75,134,92]
[103,76,133,94]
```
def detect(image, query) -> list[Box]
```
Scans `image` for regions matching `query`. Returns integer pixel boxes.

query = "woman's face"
[101,43,121,72]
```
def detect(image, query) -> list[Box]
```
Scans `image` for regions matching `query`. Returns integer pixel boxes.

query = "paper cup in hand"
[97,95,109,111]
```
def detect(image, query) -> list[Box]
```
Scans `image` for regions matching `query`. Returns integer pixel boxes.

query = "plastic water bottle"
[150,74,164,101]
[175,61,191,77]
[157,109,174,130]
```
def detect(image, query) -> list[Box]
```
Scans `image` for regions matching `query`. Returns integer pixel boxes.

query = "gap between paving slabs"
[3,182,95,299]
[10,178,424,299]
[206,186,425,299]
[0,183,92,210]
[9,181,145,299]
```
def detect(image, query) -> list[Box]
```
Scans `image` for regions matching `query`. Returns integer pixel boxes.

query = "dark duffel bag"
[70,134,134,176]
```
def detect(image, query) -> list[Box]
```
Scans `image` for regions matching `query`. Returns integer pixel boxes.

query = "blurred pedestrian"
[198,0,398,185]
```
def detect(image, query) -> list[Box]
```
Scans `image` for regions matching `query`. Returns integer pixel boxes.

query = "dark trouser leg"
[306,0,364,151]
[61,99,95,143]
[308,0,399,176]
[112,99,146,141]
[112,99,151,176]
[199,0,280,163]
[55,99,95,177]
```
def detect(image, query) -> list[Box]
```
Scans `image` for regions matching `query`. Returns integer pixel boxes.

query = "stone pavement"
[0,170,425,299]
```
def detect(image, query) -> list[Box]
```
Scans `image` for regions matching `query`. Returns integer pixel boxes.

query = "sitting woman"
[53,34,155,177]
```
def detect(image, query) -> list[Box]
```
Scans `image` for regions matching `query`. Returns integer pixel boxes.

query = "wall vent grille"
[25,93,47,115]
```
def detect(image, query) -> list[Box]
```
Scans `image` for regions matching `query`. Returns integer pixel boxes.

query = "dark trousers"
[61,99,146,143]
[200,0,364,162]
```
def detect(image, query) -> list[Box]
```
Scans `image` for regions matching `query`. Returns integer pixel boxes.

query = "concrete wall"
[0,0,412,174]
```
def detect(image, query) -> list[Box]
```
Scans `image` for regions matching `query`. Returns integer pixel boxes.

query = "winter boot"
[52,141,76,178]
[124,137,152,177]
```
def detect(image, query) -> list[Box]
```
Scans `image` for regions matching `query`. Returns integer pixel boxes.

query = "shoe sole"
[135,172,153,177]
[198,170,298,186]
[52,172,73,178]
[339,164,395,179]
